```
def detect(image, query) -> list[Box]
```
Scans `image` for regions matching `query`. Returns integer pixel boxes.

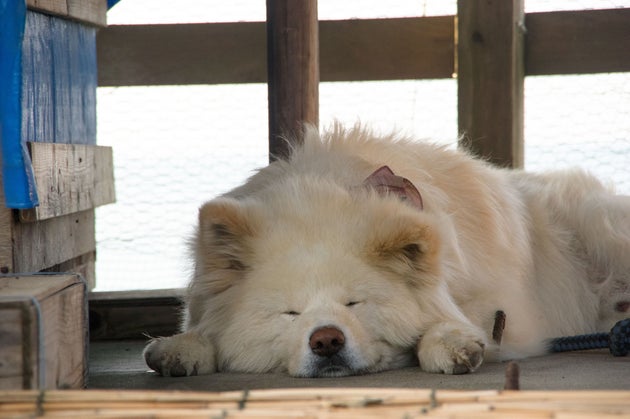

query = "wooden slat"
[96,22,267,86]
[19,143,115,223]
[0,388,629,417]
[320,16,454,82]
[0,186,13,274]
[96,16,455,87]
[526,8,630,75]
[42,252,96,291]
[89,289,184,340]
[266,0,319,160]
[457,0,525,168]
[96,9,629,87]
[26,0,68,17]
[12,210,95,273]
[0,275,87,390]
[27,0,107,28]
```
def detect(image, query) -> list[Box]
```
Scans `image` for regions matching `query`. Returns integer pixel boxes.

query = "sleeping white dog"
[145,123,630,377]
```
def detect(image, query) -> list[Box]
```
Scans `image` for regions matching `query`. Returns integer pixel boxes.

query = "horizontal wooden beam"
[13,209,96,273]
[20,143,115,223]
[27,0,107,28]
[96,16,454,86]
[526,8,630,75]
[320,16,454,82]
[97,9,629,87]
[89,289,184,340]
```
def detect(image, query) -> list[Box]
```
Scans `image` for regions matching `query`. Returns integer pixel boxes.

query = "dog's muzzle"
[307,326,354,377]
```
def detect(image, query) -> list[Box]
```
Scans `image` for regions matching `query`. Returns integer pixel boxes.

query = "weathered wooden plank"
[27,0,107,28]
[0,309,25,387]
[320,16,454,82]
[26,0,68,17]
[97,9,628,87]
[526,8,630,76]
[12,210,95,273]
[19,143,115,223]
[266,0,319,159]
[97,22,267,86]
[65,0,107,28]
[457,0,525,168]
[0,275,87,389]
[0,184,13,273]
[89,289,184,340]
[96,16,455,87]
[42,251,96,291]
[22,11,98,146]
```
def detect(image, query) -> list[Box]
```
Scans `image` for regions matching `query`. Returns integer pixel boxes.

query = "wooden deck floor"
[88,340,630,392]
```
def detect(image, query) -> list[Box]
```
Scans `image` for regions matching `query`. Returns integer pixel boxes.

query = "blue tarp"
[0,0,38,208]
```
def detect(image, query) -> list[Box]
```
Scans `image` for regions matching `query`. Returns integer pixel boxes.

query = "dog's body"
[145,124,630,377]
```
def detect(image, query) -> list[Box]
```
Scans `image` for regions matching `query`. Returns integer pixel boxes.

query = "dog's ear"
[363,166,423,211]
[194,198,259,293]
[367,215,440,286]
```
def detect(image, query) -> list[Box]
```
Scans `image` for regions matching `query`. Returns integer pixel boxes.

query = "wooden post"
[457,0,525,168]
[266,0,319,161]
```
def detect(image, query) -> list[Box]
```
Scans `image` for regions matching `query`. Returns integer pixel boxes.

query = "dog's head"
[189,176,444,377]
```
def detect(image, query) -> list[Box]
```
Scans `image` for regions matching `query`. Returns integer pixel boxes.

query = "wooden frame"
[96,9,629,87]
[20,143,115,223]
[457,0,525,167]
[26,0,107,27]
[266,0,319,159]
[95,6,629,168]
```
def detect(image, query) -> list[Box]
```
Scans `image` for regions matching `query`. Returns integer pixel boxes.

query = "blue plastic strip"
[107,0,121,9]
[0,0,39,208]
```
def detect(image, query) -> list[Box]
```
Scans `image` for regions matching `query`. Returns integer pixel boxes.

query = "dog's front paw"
[143,332,216,377]
[417,323,486,374]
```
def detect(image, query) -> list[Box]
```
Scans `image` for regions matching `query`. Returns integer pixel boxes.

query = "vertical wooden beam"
[457,0,525,168]
[266,0,319,161]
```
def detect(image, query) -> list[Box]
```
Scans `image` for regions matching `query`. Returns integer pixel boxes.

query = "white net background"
[95,0,630,290]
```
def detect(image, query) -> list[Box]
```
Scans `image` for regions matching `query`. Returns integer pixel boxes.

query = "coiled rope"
[548,318,630,356]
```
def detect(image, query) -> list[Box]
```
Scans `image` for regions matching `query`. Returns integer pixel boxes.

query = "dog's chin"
[312,365,355,378]
[296,355,371,378]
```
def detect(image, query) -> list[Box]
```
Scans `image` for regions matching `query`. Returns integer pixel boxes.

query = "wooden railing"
[96,3,630,167]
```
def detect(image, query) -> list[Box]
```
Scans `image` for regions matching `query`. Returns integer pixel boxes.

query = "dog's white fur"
[145,124,630,377]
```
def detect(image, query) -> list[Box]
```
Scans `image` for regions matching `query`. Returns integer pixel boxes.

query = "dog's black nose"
[309,326,345,357]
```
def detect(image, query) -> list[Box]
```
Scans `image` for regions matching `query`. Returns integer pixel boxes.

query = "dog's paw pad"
[144,335,214,377]
[449,343,485,374]
[417,324,487,375]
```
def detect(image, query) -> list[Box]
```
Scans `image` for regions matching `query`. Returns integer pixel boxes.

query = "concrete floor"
[89,340,629,391]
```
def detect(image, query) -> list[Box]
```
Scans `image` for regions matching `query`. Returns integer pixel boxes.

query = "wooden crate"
[0,274,87,390]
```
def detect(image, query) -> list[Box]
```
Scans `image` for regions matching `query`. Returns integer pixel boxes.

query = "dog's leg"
[416,321,486,374]
[580,194,630,327]
[144,331,216,376]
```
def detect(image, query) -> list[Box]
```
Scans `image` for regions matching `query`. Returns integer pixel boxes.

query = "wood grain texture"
[526,8,630,75]
[89,289,184,340]
[0,275,87,389]
[457,0,525,168]
[43,251,96,291]
[320,16,454,81]
[0,179,13,273]
[21,11,97,146]
[13,210,95,273]
[0,309,25,389]
[266,0,319,160]
[96,16,454,87]
[27,0,107,27]
[19,143,115,223]
[96,9,628,88]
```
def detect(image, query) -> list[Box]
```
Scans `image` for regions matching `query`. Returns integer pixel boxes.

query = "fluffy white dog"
[145,124,630,377]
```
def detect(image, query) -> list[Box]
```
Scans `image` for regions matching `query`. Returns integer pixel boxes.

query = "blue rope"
[548,318,630,357]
